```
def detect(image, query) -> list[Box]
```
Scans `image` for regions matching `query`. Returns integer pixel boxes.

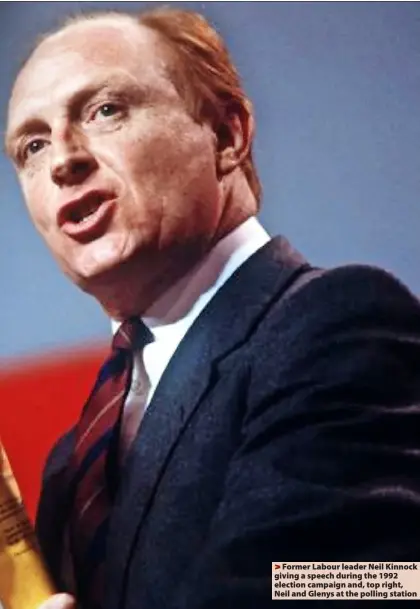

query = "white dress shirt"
[111,217,270,455]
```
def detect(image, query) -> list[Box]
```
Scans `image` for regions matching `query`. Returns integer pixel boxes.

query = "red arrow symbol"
[275,564,281,570]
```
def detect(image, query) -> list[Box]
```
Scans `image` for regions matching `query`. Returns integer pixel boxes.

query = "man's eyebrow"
[5,76,144,157]
[4,118,48,158]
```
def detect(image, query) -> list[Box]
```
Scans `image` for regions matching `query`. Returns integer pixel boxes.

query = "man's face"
[7,18,221,296]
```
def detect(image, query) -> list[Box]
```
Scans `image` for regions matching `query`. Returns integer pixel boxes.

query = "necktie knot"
[112,317,153,352]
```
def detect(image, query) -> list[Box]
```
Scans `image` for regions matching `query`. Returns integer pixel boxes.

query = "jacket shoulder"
[274,262,420,325]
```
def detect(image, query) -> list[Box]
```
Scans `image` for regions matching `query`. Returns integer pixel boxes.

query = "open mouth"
[58,190,116,240]
[68,194,103,224]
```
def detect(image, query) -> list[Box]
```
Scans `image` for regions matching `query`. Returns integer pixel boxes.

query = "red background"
[0,345,106,521]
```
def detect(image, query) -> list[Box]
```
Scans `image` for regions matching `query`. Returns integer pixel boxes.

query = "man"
[5,7,420,609]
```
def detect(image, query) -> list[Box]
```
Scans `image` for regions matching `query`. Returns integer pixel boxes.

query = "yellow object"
[0,441,55,609]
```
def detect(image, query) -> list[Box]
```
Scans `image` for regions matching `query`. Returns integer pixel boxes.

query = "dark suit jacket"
[36,236,420,609]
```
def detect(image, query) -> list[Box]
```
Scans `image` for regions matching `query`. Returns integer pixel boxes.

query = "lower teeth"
[79,208,98,223]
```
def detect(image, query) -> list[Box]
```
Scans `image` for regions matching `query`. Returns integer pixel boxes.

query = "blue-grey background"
[1,1,419,361]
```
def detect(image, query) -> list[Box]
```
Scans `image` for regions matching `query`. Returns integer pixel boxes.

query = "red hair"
[139,8,261,205]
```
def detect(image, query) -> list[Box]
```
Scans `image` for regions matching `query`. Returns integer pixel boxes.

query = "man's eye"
[23,139,46,159]
[95,103,120,120]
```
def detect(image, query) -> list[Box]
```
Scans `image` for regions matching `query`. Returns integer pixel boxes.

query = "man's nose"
[50,131,98,187]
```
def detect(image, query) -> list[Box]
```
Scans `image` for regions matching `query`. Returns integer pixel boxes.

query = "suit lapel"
[106,236,310,608]
[35,430,75,585]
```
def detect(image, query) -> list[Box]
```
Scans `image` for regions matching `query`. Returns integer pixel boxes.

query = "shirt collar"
[111,216,270,345]
[111,216,270,400]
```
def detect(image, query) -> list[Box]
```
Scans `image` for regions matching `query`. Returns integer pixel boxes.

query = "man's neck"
[95,177,258,320]
[111,215,270,334]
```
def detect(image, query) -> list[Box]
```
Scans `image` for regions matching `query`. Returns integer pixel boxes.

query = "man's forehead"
[49,17,159,59]
[16,16,164,88]
[7,16,171,135]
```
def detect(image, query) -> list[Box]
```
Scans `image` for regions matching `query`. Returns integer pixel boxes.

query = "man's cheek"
[26,199,52,236]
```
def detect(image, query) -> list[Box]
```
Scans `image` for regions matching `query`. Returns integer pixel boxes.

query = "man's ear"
[215,102,254,178]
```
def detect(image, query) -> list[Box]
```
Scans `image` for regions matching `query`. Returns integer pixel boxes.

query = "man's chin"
[64,255,128,293]
[65,253,154,319]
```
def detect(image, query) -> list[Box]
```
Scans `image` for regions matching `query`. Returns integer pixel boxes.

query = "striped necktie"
[68,317,153,609]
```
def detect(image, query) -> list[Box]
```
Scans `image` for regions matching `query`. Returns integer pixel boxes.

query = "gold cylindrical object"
[0,441,56,609]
